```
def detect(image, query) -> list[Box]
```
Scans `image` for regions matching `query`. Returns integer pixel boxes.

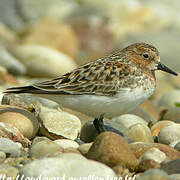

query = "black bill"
[157,62,178,76]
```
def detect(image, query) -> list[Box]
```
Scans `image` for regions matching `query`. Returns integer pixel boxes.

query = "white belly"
[39,86,154,118]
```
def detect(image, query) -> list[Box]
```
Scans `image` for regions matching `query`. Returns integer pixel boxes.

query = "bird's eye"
[142,53,149,59]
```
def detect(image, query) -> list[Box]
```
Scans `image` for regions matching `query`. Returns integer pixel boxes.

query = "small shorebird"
[5,43,178,118]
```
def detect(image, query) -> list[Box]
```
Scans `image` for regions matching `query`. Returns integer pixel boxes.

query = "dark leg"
[93,114,106,133]
[93,114,125,138]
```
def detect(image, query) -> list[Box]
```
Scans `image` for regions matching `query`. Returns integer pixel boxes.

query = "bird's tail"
[4,86,42,94]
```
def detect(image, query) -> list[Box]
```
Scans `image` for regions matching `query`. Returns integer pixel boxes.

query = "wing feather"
[32,55,136,96]
[6,52,141,96]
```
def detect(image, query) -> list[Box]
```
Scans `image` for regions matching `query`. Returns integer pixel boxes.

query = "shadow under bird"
[5,43,178,119]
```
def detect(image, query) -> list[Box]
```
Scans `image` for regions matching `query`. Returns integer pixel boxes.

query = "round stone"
[14,44,77,77]
[78,143,93,155]
[29,140,63,158]
[39,106,81,140]
[130,142,180,160]
[0,105,39,139]
[139,147,166,164]
[112,114,148,132]
[0,164,19,178]
[151,120,175,136]
[136,168,170,180]
[54,139,79,149]
[158,124,180,145]
[0,138,21,157]
[87,131,138,171]
[19,154,115,178]
[174,141,180,151]
[124,123,154,143]
[0,151,6,163]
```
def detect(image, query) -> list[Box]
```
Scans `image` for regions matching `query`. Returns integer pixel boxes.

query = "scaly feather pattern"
[32,53,144,96]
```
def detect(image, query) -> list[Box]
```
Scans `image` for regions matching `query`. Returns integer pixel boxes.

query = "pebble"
[0,45,26,75]
[0,0,24,29]
[169,174,180,180]
[0,138,21,157]
[2,94,60,110]
[151,120,175,136]
[38,106,81,140]
[158,124,180,145]
[4,157,33,168]
[19,153,115,178]
[130,142,180,160]
[161,159,180,175]
[0,105,39,139]
[21,19,80,58]
[78,143,93,155]
[32,136,51,145]
[174,141,180,151]
[138,159,161,172]
[112,114,148,132]
[54,139,79,149]
[136,168,170,180]
[139,147,166,164]
[158,90,180,108]
[112,165,131,179]
[87,131,138,171]
[124,123,154,143]
[0,151,6,163]
[0,164,19,178]
[29,139,63,158]
[169,140,180,148]
[0,22,16,43]
[95,1,166,38]
[16,0,76,24]
[0,122,30,147]
[13,44,77,77]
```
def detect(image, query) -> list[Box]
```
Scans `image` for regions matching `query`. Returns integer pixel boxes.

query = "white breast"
[40,82,155,118]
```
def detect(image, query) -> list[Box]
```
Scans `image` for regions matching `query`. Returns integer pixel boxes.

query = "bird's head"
[122,42,178,76]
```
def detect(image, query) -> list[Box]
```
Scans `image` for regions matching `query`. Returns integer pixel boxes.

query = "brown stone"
[87,131,138,171]
[112,165,131,178]
[130,142,180,160]
[138,159,160,172]
[124,123,154,143]
[0,105,39,139]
